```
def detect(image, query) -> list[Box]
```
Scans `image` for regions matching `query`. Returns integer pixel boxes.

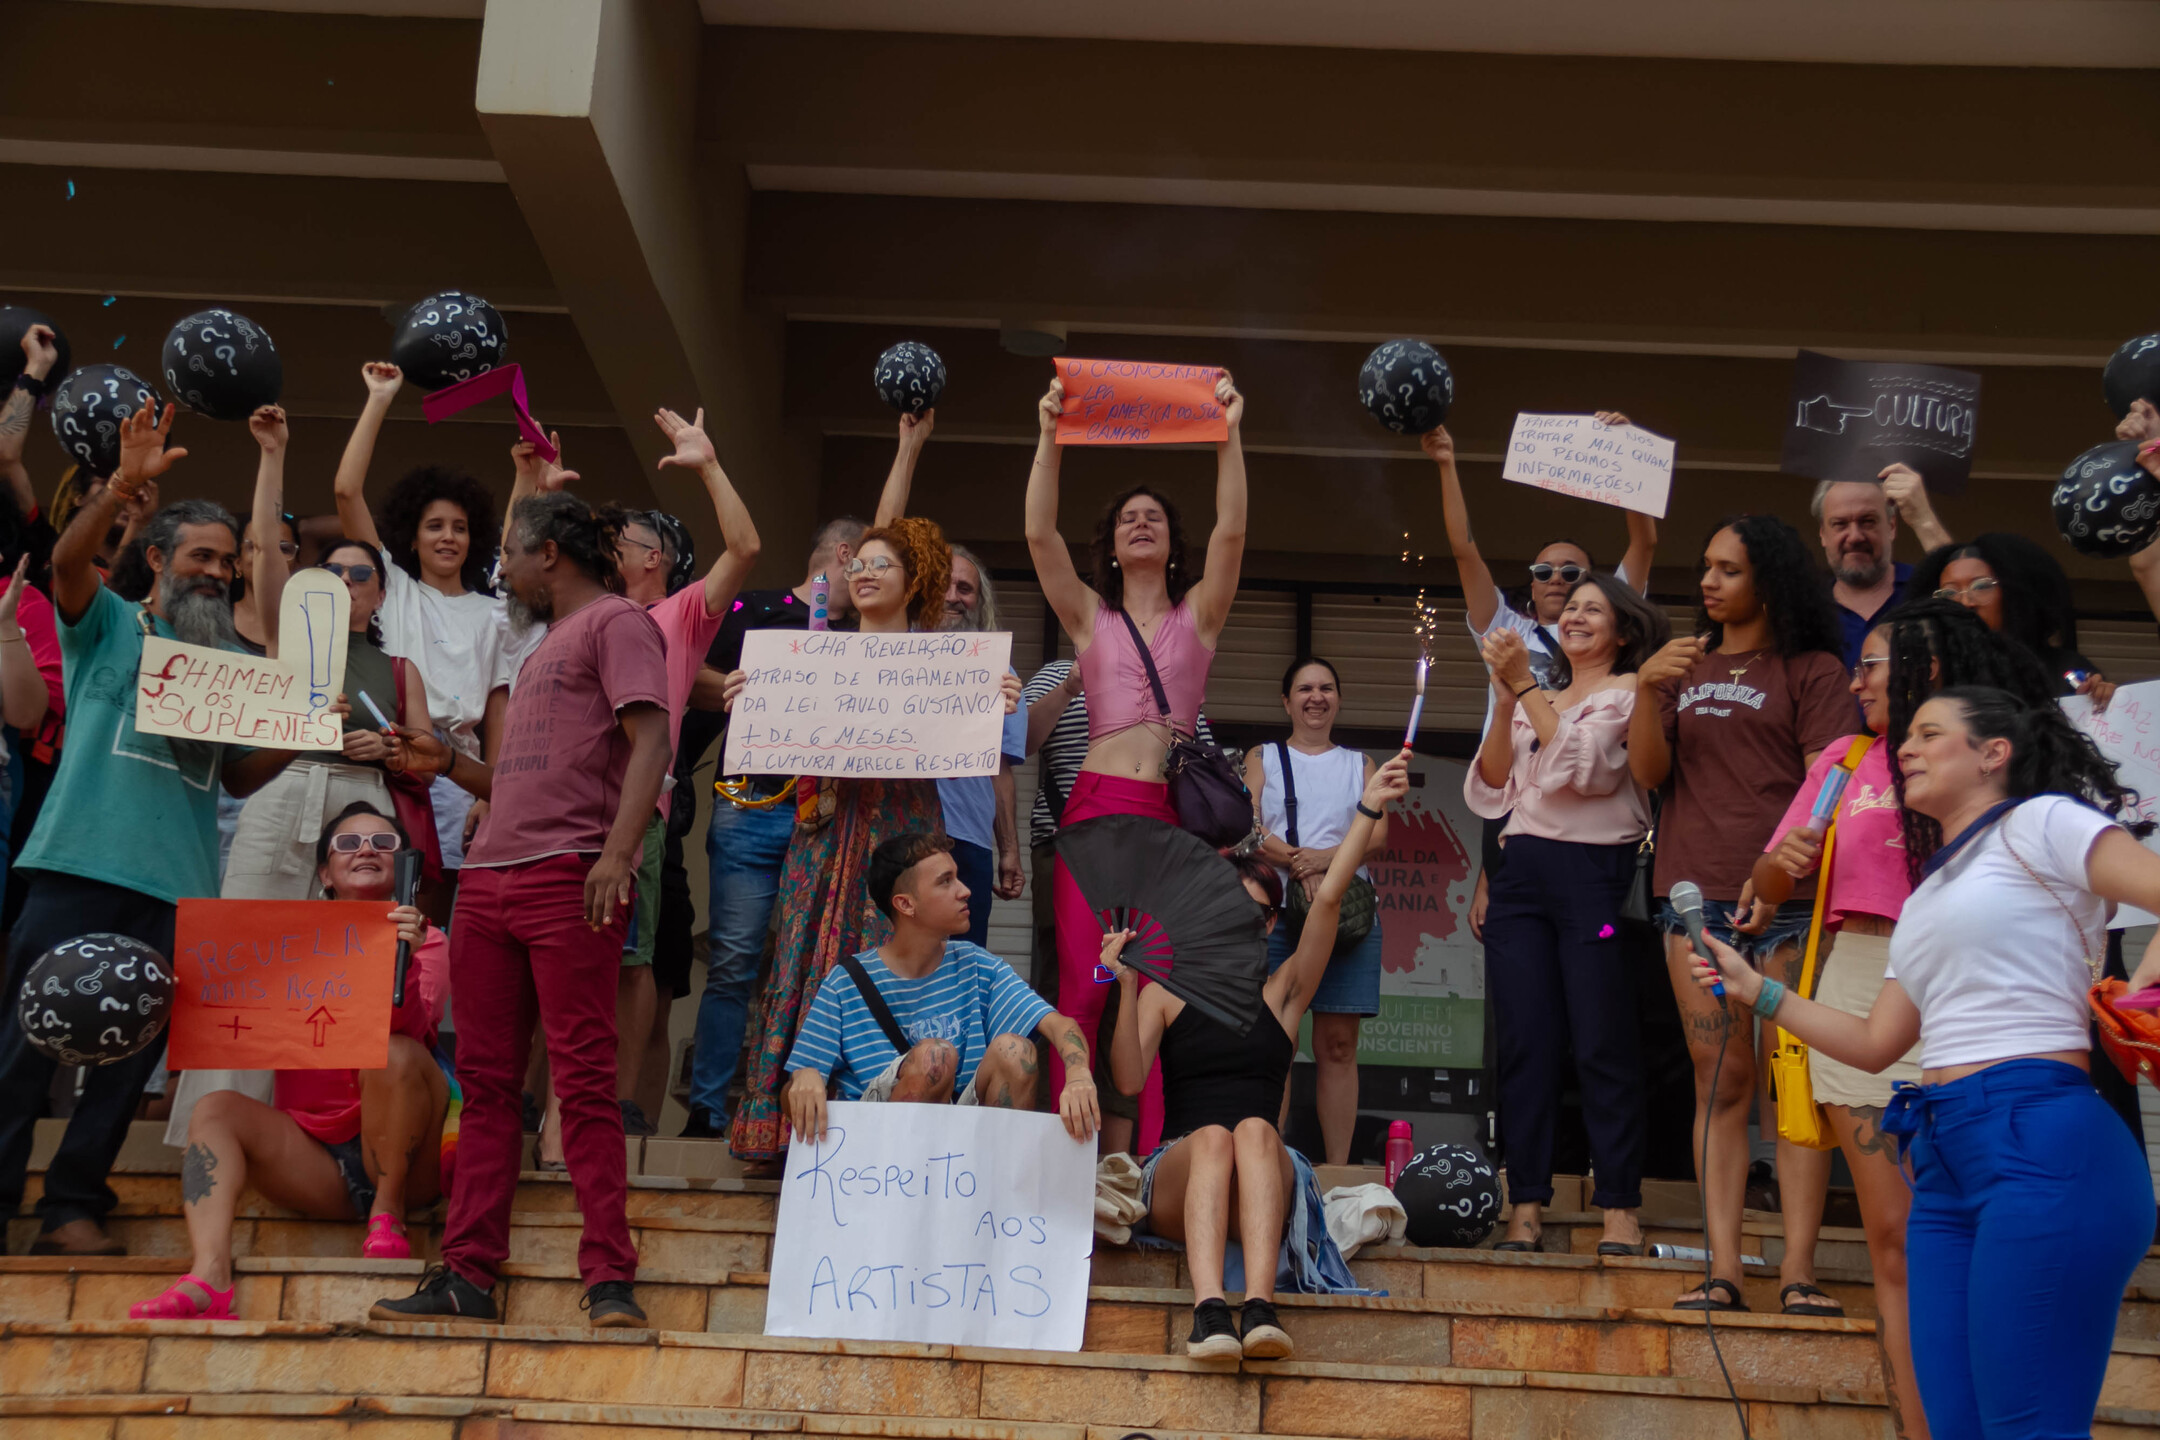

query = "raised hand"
[248,404,288,456]
[1215,372,1244,431]
[1419,425,1456,466]
[361,362,403,402]
[512,433,578,492]
[654,406,717,472]
[115,403,186,493]
[1363,748,1413,810]
[21,324,58,379]
[0,554,29,629]
[898,409,935,447]
[1036,378,1064,436]
[1480,629,1536,694]
[1592,410,1632,428]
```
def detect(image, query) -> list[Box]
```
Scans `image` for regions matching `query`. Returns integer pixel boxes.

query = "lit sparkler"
[1404,592,1443,746]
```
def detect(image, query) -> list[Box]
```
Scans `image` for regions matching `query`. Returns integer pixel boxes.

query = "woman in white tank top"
[1242,657,1385,1166]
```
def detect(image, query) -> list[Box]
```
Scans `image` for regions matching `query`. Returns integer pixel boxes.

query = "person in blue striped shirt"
[784,832,1100,1144]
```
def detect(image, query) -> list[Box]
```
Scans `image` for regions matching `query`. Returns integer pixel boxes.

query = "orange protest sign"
[167,900,396,1071]
[1054,358,1227,445]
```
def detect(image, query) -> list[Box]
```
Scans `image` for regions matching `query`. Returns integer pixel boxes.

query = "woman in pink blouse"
[1467,574,1669,1254]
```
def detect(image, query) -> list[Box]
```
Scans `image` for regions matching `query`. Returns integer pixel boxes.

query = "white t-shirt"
[1257,743,1372,891]
[379,564,508,760]
[1886,795,2116,1069]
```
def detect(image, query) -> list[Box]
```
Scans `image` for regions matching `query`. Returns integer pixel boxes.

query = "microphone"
[1668,880,1725,1000]
[390,847,423,1008]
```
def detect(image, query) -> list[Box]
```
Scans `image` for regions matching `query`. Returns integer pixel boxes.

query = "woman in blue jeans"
[1693,686,2159,1438]
[687,790,798,1136]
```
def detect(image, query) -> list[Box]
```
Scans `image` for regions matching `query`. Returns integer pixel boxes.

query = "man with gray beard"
[1813,462,1951,667]
[0,402,320,1257]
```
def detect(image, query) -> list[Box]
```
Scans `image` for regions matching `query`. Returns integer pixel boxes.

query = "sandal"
[1596,1241,1645,1257]
[129,1275,236,1320]
[363,1213,412,1260]
[1780,1282,1846,1317]
[1672,1277,1749,1312]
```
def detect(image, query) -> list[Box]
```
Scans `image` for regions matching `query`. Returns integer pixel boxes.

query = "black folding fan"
[1054,813,1270,1037]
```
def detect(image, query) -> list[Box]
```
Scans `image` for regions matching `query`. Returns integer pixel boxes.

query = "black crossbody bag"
[1117,609,1254,849]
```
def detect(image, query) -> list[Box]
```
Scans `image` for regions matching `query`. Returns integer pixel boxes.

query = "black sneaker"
[369,1265,496,1323]
[1238,1297,1293,1359]
[620,1099,657,1137]
[1186,1296,1241,1360]
[678,1108,722,1140]
[582,1280,647,1329]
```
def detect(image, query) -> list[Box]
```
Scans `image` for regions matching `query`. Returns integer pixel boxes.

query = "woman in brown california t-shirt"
[1628,514,1852,1315]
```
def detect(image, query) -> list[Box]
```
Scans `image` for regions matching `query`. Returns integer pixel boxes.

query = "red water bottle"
[1383,1120,1414,1189]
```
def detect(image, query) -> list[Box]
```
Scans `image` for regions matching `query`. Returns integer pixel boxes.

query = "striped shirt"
[1024,659,1219,850]
[786,941,1053,1100]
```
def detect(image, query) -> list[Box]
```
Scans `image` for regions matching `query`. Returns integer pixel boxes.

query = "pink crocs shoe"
[363,1212,412,1260]
[129,1276,235,1320]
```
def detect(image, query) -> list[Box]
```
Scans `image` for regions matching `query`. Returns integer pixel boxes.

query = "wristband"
[1512,681,1537,697]
[11,373,46,401]
[1355,801,1384,820]
[1751,977,1786,1021]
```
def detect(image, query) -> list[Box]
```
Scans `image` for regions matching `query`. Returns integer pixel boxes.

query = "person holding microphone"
[1688,685,2159,1439]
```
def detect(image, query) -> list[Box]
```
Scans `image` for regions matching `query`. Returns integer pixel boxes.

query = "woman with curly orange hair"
[726,515,1019,1159]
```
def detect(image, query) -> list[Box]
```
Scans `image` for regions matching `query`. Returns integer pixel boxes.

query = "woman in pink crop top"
[1733,598,2058,1427]
[1024,368,1249,1156]
[129,803,451,1321]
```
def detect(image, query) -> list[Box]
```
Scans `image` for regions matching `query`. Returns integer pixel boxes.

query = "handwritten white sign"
[135,572,351,749]
[2065,681,2160,928]
[765,1102,1095,1350]
[1502,413,1676,518]
[723,630,1013,779]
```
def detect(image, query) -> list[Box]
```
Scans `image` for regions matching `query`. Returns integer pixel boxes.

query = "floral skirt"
[728,778,942,1160]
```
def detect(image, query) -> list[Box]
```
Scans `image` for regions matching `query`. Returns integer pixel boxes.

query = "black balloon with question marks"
[49,364,158,478]
[161,308,282,422]
[2104,333,2160,422]
[14,934,174,1067]
[0,306,69,397]
[2053,441,2160,559]
[1358,339,1454,435]
[389,290,509,391]
[1392,1141,1502,1248]
[873,340,947,416]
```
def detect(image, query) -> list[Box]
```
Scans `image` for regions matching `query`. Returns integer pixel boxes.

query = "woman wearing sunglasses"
[132,804,451,1317]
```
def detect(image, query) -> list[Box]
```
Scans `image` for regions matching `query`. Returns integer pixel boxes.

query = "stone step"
[0,1317,1924,1439]
[0,1252,1908,1371]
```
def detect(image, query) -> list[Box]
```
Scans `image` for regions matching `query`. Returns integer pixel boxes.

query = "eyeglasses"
[322,562,378,584]
[328,832,400,854]
[273,540,299,558]
[1528,563,1587,584]
[1933,578,2000,603]
[618,536,659,554]
[1851,656,1888,681]
[844,556,899,576]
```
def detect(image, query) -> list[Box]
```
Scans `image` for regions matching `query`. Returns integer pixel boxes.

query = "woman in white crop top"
[1691,686,2160,1440]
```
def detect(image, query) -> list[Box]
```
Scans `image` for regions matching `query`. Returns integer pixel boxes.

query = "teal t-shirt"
[17,586,239,904]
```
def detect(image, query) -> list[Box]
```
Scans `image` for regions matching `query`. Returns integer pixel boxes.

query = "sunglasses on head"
[1528,563,1587,584]
[323,562,378,584]
[328,831,400,854]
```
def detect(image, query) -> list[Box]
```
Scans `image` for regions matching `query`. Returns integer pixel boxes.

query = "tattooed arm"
[1036,1012,1100,1141]
[0,324,60,520]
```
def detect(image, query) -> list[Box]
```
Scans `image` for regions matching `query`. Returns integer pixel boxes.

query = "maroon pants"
[441,854,636,1288]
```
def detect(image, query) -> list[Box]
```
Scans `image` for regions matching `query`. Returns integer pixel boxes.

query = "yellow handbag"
[1770,736,1874,1151]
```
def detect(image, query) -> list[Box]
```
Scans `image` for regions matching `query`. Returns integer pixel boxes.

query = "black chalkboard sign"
[1780,350,1981,495]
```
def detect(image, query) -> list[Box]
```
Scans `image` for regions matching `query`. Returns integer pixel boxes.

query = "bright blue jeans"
[1899,1059,2152,1438]
[688,797,798,1127]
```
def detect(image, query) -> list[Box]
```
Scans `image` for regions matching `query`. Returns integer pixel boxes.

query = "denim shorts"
[323,1134,374,1219]
[1653,894,1813,964]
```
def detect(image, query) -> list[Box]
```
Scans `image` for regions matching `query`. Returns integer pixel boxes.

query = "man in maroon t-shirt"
[374,492,672,1329]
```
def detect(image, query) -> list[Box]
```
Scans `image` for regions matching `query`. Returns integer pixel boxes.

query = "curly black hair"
[510,492,625,592]
[1090,485,1192,612]
[1905,686,2152,861]
[379,464,500,595]
[320,535,392,650]
[1873,597,2064,881]
[1907,533,2080,670]
[1545,574,1672,688]
[1695,514,1842,659]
